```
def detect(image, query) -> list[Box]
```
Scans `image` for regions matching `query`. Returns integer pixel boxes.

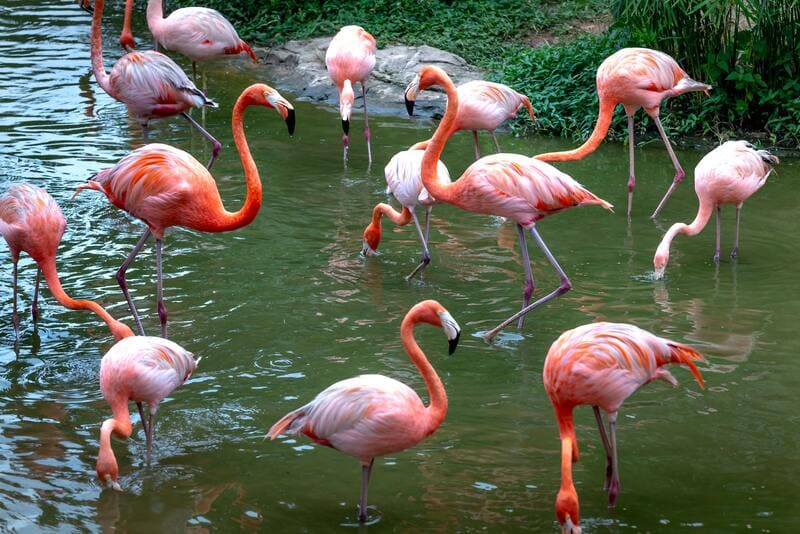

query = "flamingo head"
[240,84,295,135]
[404,65,449,116]
[653,242,670,280]
[408,300,461,354]
[339,80,354,135]
[556,487,581,534]
[361,221,381,257]
[96,422,122,492]
[119,31,136,52]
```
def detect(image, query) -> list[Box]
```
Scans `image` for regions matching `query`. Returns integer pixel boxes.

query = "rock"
[253,37,485,119]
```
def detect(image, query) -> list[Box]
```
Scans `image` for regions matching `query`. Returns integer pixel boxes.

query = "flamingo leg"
[607,412,621,507]
[405,206,432,281]
[491,131,501,153]
[192,62,197,86]
[361,82,372,165]
[593,406,613,490]
[650,115,685,219]
[31,268,41,325]
[714,206,721,263]
[731,204,742,259]
[626,114,635,220]
[423,205,432,244]
[147,410,155,462]
[136,401,148,439]
[516,224,536,330]
[155,238,168,338]
[116,228,150,337]
[358,458,374,522]
[471,131,481,160]
[12,260,19,338]
[483,226,572,341]
[181,112,221,170]
[142,123,150,144]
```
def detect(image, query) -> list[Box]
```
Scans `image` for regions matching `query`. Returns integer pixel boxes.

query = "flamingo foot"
[603,458,613,491]
[650,167,685,219]
[731,247,739,259]
[607,477,621,508]
[207,139,222,170]
[405,255,431,281]
[713,252,720,263]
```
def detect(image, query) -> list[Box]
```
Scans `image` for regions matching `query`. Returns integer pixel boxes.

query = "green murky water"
[1,1,798,531]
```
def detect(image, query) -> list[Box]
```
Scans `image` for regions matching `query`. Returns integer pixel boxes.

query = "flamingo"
[543,322,706,533]
[0,183,133,341]
[267,299,461,522]
[654,140,778,279]
[361,148,451,280]
[72,83,295,338]
[534,48,712,218]
[146,0,258,92]
[404,65,613,341]
[79,0,136,51]
[89,0,222,169]
[406,79,535,160]
[326,25,377,164]
[96,335,199,491]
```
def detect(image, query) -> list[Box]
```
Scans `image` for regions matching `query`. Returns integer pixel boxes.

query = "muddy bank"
[252,37,484,119]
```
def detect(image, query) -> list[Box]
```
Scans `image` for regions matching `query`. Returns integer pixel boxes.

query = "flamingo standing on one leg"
[653,140,778,279]
[406,79,535,161]
[89,0,222,169]
[404,66,613,341]
[326,25,377,164]
[267,300,461,522]
[361,149,451,280]
[146,0,258,92]
[543,322,706,533]
[72,84,295,338]
[96,335,199,491]
[80,0,136,50]
[0,183,133,341]
[534,48,711,219]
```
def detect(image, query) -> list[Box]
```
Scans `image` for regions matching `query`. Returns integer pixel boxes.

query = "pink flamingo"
[534,48,711,218]
[404,65,613,341]
[267,299,460,522]
[326,25,377,164]
[90,0,222,169]
[79,0,136,51]
[146,0,257,91]
[406,79,535,160]
[361,148,451,280]
[543,322,706,533]
[0,183,133,341]
[654,140,778,279]
[72,84,295,338]
[96,335,199,491]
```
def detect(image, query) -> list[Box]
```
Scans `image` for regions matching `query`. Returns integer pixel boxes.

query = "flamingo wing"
[385,150,450,207]
[0,184,65,259]
[325,26,376,84]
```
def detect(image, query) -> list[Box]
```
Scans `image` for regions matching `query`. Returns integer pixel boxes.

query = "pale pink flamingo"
[326,25,377,164]
[404,65,613,341]
[534,48,711,218]
[406,79,535,160]
[90,0,222,169]
[96,335,199,491]
[0,183,133,341]
[654,140,778,279]
[361,148,451,280]
[72,84,295,338]
[543,322,706,533]
[146,0,257,90]
[79,0,136,51]
[267,299,460,522]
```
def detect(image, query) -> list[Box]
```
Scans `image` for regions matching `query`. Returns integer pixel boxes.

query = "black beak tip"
[448,332,461,355]
[285,109,296,136]
[404,97,415,116]
[341,119,350,136]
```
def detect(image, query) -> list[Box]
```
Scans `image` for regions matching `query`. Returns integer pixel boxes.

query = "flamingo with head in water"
[72,84,295,339]
[535,48,711,218]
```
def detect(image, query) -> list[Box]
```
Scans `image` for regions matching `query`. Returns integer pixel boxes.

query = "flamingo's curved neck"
[659,199,715,253]
[400,313,447,435]
[145,0,166,39]
[420,73,459,205]
[120,0,135,49]
[205,93,263,232]
[535,98,617,162]
[373,204,412,227]
[90,0,112,94]
[555,408,580,527]
[97,406,133,483]
[39,258,134,340]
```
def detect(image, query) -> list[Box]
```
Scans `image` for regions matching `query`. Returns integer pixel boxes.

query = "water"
[1,1,798,531]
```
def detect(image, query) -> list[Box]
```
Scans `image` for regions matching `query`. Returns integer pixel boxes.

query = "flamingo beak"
[404,75,420,116]
[448,331,461,355]
[285,108,296,135]
[341,119,350,136]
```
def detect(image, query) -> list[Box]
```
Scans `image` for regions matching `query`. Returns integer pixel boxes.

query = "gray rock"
[253,37,484,120]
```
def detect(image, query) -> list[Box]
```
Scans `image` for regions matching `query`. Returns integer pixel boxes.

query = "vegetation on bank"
[177,0,800,147]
